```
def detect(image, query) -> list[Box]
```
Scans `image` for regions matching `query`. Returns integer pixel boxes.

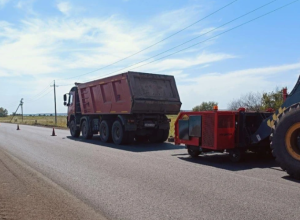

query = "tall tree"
[0,107,8,117]
[261,87,284,110]
[228,88,285,111]
[228,92,262,111]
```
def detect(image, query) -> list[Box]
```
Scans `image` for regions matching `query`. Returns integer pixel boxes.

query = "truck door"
[67,91,75,121]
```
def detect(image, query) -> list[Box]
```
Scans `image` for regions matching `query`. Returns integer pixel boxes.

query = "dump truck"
[64,71,181,145]
[175,76,300,179]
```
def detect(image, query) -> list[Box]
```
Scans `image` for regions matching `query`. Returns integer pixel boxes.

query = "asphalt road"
[0,123,299,220]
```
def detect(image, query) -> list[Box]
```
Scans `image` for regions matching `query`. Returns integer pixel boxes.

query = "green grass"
[167,115,177,137]
[0,115,179,137]
[0,116,67,128]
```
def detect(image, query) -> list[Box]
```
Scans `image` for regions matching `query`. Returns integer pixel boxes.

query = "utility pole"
[10,98,23,123]
[21,98,23,122]
[50,80,59,126]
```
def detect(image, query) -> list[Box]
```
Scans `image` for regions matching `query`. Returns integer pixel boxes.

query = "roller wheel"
[70,120,80,138]
[187,145,201,158]
[271,105,300,179]
[100,120,112,143]
[229,149,244,162]
[82,120,93,139]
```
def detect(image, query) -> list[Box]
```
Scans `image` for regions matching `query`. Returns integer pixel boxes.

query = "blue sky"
[0,0,300,114]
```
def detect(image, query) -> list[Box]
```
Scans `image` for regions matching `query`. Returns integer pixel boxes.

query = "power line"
[26,88,53,103]
[61,0,239,80]
[77,0,282,83]
[60,0,298,88]
[128,0,299,72]
[26,86,52,102]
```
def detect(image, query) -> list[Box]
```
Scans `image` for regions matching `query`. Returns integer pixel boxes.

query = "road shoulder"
[0,148,108,220]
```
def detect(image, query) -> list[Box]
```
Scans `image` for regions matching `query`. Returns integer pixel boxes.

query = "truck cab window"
[69,94,73,106]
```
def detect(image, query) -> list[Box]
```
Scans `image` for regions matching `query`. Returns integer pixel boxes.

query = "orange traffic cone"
[17,124,20,130]
[51,128,56,136]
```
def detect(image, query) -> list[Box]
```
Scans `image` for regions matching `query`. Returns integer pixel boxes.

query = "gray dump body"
[76,71,182,115]
[128,72,181,114]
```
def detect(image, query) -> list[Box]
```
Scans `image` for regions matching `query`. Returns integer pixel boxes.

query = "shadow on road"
[281,175,300,183]
[177,152,280,172]
[65,135,283,173]
[65,135,183,152]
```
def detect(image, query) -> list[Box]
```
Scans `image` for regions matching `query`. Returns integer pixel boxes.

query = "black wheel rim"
[83,123,87,136]
[101,125,107,138]
[71,122,75,135]
[115,127,120,139]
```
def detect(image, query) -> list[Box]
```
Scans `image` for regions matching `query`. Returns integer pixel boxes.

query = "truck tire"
[82,120,93,139]
[135,135,148,143]
[187,145,201,158]
[160,129,169,143]
[70,120,80,138]
[126,132,135,145]
[100,120,112,143]
[271,105,300,179]
[149,129,169,143]
[112,120,127,145]
[148,129,163,143]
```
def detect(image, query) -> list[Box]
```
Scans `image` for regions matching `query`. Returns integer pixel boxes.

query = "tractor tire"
[82,120,93,139]
[99,120,112,143]
[187,145,201,158]
[271,105,300,179]
[70,120,80,138]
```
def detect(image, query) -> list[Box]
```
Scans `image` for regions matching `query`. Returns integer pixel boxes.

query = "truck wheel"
[149,129,163,143]
[187,145,201,158]
[70,120,80,138]
[135,135,148,143]
[82,120,93,139]
[100,120,112,143]
[160,129,169,143]
[229,149,244,162]
[112,120,126,145]
[126,132,135,145]
[271,105,300,179]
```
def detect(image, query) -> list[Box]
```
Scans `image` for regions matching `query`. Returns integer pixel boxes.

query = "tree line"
[0,107,8,117]
[193,88,285,111]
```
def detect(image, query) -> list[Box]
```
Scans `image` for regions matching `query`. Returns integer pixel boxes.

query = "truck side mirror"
[64,101,67,106]
[63,94,67,102]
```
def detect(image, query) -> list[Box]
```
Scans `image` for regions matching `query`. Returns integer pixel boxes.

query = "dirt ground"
[0,149,107,220]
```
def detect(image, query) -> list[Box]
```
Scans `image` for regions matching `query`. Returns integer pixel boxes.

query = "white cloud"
[137,52,235,72]
[0,3,216,80]
[177,63,300,110]
[57,1,72,16]
[0,16,156,77]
